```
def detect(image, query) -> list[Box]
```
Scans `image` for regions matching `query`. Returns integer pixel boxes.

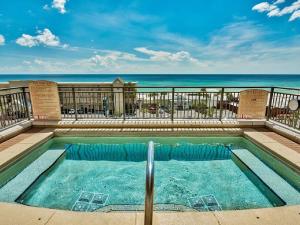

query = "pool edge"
[0,202,299,225]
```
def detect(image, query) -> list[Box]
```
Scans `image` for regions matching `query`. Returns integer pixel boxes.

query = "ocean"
[0,74,299,87]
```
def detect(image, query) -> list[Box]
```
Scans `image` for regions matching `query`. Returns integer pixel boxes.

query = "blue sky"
[0,0,300,74]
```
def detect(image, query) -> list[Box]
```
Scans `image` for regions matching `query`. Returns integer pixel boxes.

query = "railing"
[58,86,244,121]
[144,141,154,225]
[0,87,32,130]
[58,86,300,130]
[268,87,300,129]
[1,86,299,130]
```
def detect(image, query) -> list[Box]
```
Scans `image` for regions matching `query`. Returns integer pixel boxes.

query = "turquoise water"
[1,74,300,87]
[15,138,291,211]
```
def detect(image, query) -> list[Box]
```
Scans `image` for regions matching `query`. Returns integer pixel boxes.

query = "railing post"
[72,87,78,121]
[123,87,126,121]
[22,87,30,120]
[171,88,175,122]
[219,88,224,121]
[144,141,154,225]
[267,87,275,121]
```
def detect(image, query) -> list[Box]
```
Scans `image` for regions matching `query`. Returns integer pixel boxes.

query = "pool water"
[1,137,299,212]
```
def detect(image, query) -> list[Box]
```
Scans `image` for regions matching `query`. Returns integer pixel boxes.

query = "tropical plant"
[192,101,208,114]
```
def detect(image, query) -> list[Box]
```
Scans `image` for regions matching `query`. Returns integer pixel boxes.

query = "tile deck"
[0,128,43,152]
[0,203,299,225]
[0,128,54,171]
[244,128,300,171]
[256,128,300,154]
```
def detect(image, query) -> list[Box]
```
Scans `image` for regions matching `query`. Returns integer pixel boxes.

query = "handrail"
[0,85,298,91]
[144,141,155,225]
[0,87,27,91]
[57,86,300,95]
[58,86,300,90]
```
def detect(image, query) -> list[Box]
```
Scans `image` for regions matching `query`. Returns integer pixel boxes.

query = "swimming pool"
[0,137,299,212]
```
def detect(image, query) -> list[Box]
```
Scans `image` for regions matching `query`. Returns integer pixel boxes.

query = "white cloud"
[16,34,36,47]
[289,10,300,21]
[267,8,280,17]
[22,60,31,65]
[0,34,5,45]
[43,4,50,11]
[89,51,140,68]
[87,48,200,69]
[52,0,68,14]
[4,21,300,74]
[274,0,285,5]
[280,0,300,15]
[252,2,276,12]
[36,29,60,46]
[134,47,199,63]
[16,29,63,48]
[81,47,203,72]
[253,0,300,21]
[34,59,44,65]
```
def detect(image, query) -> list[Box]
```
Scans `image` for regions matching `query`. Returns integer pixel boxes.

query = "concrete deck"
[256,128,300,154]
[0,128,54,172]
[33,119,266,128]
[54,127,244,137]
[0,125,299,225]
[0,128,43,152]
[0,203,299,225]
[244,128,300,171]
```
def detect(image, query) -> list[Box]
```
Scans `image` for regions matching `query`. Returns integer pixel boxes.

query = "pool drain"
[71,191,109,212]
[188,194,222,211]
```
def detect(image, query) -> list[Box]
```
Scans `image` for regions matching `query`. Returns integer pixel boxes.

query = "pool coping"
[0,202,299,225]
[0,128,54,173]
[33,119,267,129]
[0,120,32,143]
[243,128,300,172]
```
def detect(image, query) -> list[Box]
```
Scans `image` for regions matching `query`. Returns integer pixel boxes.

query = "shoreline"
[0,74,300,88]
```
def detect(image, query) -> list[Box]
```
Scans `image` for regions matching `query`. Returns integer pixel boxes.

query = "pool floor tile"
[188,195,222,212]
[72,202,90,212]
[72,191,109,212]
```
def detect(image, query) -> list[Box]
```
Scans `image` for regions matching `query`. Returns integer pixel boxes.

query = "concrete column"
[29,80,61,120]
[112,78,125,116]
[238,89,268,119]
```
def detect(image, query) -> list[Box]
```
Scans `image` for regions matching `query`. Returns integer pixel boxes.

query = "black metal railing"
[57,86,300,129]
[0,87,32,129]
[268,87,300,129]
[1,86,299,130]
[58,87,246,121]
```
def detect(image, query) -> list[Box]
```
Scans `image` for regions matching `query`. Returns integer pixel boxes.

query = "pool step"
[232,149,300,205]
[95,204,197,212]
[0,149,65,202]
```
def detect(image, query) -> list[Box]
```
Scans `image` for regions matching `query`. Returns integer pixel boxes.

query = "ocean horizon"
[0,74,300,87]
